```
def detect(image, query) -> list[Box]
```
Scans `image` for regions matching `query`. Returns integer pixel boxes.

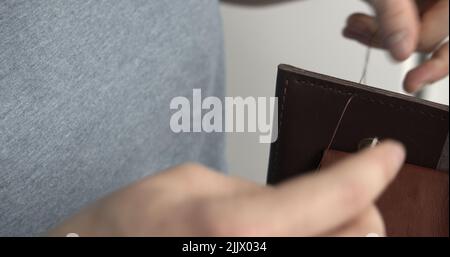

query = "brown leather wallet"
[267,64,449,237]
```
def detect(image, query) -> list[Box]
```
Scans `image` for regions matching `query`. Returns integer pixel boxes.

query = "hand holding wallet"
[267,65,449,237]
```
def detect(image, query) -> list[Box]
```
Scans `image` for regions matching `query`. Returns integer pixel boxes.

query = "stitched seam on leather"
[273,80,288,178]
[292,79,446,121]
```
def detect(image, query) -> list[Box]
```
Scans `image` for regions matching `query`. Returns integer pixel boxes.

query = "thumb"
[370,0,420,60]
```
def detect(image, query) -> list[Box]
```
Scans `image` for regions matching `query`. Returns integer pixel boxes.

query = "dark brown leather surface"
[267,64,449,237]
[321,150,449,237]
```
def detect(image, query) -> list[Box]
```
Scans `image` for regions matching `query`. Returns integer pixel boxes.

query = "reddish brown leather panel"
[321,150,449,237]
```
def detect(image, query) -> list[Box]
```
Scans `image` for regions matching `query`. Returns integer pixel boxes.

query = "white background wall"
[220,0,449,184]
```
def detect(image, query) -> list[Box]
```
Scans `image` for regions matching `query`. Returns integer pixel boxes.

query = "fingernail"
[405,85,418,94]
[406,83,428,94]
[385,31,410,60]
[345,23,371,40]
[385,141,407,168]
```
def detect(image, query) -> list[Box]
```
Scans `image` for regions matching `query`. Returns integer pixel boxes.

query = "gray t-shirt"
[0,0,225,236]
